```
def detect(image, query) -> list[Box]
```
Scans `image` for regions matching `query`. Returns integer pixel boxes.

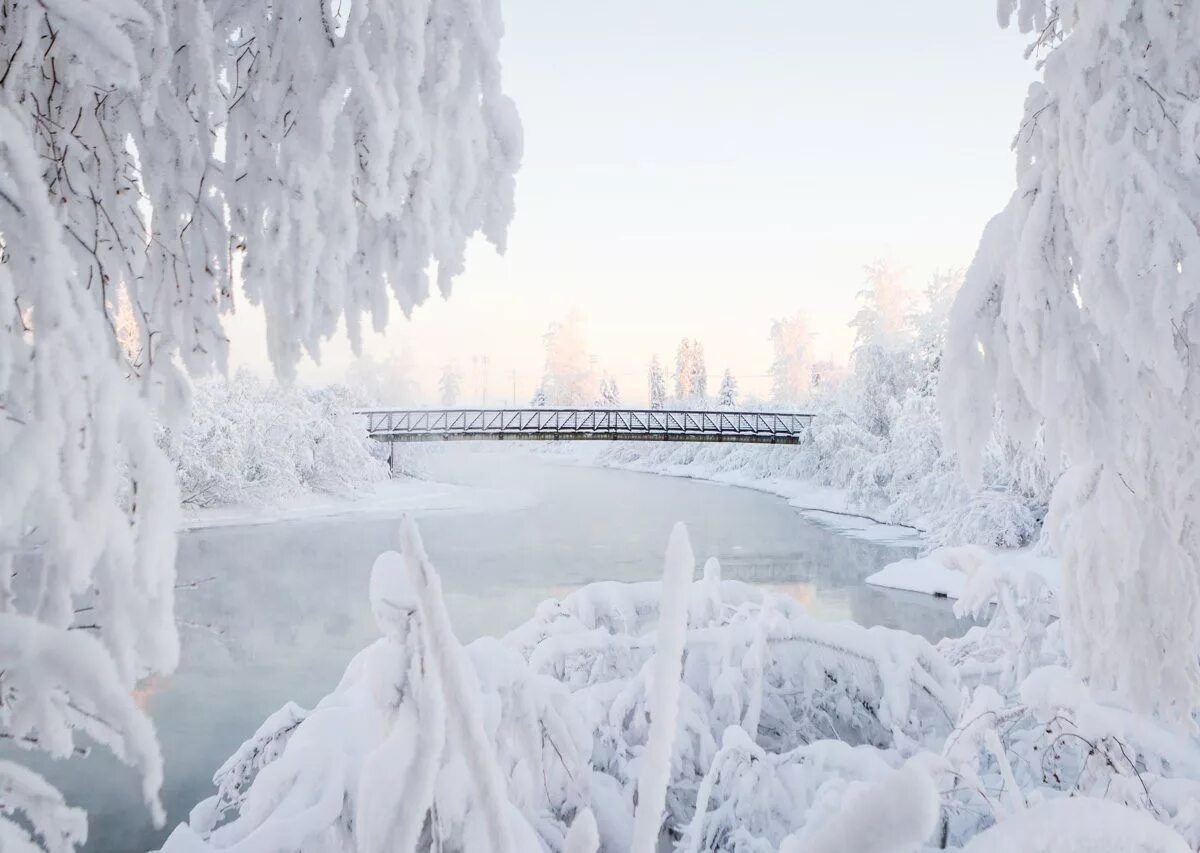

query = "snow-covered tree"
[439,363,462,407]
[941,0,1200,720]
[540,314,597,406]
[910,269,962,394]
[648,356,667,410]
[0,1,520,845]
[769,314,814,405]
[599,375,622,408]
[809,360,843,393]
[674,340,695,401]
[343,352,418,408]
[717,370,738,408]
[530,387,548,408]
[674,339,708,407]
[690,342,709,406]
[842,264,918,438]
[850,260,914,353]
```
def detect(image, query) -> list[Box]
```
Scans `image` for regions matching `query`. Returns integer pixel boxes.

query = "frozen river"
[40,447,968,852]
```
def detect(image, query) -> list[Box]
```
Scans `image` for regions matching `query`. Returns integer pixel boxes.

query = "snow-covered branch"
[941,0,1200,719]
[0,0,520,845]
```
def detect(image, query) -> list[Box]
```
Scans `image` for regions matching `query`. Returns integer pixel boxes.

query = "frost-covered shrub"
[930,490,1040,549]
[684,731,943,853]
[158,374,390,508]
[682,727,916,852]
[935,561,1200,848]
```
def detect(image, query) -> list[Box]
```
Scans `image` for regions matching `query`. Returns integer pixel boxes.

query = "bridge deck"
[360,408,813,445]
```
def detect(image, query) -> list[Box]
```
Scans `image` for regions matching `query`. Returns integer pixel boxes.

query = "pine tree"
[674,339,707,407]
[673,339,694,402]
[530,387,548,408]
[648,357,666,410]
[689,341,709,406]
[717,370,738,408]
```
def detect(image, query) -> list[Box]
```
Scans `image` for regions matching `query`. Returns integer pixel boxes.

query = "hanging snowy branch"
[0,0,520,846]
[940,0,1200,721]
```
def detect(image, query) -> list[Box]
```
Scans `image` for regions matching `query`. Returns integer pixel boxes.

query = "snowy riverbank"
[540,442,925,546]
[536,442,1068,608]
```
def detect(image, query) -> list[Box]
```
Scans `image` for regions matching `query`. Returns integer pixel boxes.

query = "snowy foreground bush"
[161,521,1197,852]
[158,375,412,510]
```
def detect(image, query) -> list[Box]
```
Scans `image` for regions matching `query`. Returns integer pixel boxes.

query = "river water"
[35,447,968,852]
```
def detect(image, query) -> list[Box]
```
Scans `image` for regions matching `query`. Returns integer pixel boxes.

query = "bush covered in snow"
[163,521,1196,852]
[158,374,398,509]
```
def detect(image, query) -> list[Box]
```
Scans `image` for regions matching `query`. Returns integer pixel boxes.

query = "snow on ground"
[866,547,1060,600]
[180,476,534,530]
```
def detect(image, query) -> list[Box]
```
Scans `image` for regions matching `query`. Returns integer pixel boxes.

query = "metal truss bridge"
[360,407,813,446]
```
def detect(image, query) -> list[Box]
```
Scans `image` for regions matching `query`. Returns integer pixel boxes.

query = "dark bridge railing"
[359,407,813,445]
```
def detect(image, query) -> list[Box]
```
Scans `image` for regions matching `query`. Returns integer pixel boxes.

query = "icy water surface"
[38,446,969,852]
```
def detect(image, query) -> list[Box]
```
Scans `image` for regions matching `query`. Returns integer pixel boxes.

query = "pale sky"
[227,1,1033,404]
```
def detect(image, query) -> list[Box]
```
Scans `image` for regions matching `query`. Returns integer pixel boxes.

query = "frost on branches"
[0,0,520,847]
[159,374,391,509]
[940,0,1200,720]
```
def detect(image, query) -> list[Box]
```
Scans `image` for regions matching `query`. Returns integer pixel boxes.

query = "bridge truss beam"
[360,408,813,446]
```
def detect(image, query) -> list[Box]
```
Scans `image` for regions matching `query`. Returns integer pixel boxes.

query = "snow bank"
[960,799,1190,853]
[866,554,969,598]
[866,546,1060,600]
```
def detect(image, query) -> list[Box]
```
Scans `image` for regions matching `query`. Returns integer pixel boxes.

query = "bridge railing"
[357,407,813,444]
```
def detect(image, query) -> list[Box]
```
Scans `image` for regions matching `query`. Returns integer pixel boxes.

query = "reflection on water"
[24,446,972,852]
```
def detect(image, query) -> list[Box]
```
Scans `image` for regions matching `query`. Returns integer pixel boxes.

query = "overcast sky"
[228,1,1034,404]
